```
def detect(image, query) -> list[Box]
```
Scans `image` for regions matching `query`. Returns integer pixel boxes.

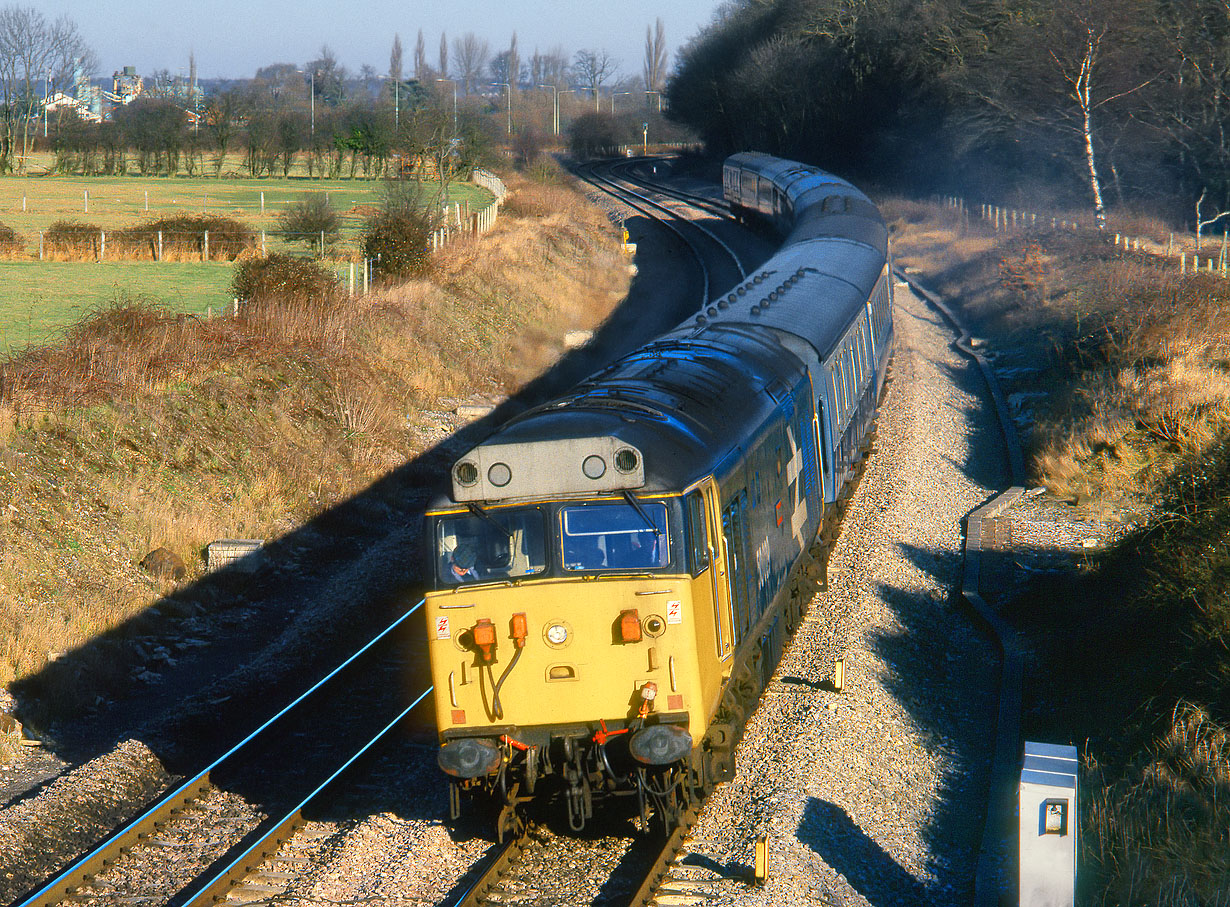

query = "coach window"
[686,491,709,576]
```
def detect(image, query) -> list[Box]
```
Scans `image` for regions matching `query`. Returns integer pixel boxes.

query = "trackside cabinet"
[1019,741,1078,907]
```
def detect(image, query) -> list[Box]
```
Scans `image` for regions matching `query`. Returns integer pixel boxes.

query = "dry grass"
[1083,705,1230,905]
[0,170,628,726]
[888,195,1230,902]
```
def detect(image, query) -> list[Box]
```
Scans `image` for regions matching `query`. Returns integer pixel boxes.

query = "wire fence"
[21,169,508,268]
[943,196,1230,278]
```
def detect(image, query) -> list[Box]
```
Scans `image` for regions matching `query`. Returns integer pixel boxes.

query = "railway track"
[450,807,700,907]
[573,159,747,304]
[13,602,432,907]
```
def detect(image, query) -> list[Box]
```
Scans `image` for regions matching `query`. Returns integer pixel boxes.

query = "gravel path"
[662,279,1007,906]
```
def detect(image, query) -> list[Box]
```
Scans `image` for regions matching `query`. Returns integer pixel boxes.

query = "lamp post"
[645,90,663,113]
[492,81,511,134]
[435,78,457,138]
[537,83,558,135]
[44,69,50,138]
[610,91,630,114]
[297,69,315,139]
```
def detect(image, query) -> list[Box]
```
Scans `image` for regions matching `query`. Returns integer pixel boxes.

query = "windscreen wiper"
[467,502,512,538]
[622,491,661,535]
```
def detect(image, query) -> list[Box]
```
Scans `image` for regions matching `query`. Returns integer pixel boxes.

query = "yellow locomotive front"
[424,433,730,835]
[425,489,717,834]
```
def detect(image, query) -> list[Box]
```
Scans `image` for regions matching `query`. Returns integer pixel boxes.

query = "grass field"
[0,157,494,355]
[0,261,238,354]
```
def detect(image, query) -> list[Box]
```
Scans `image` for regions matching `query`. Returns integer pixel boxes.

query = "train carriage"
[423,153,893,837]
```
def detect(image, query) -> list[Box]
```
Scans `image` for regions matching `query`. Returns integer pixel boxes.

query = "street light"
[296,69,316,139]
[537,84,558,135]
[492,81,511,134]
[645,90,663,113]
[435,78,457,138]
[610,91,630,114]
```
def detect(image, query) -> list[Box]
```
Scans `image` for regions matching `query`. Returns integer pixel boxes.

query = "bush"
[231,254,339,305]
[360,188,436,282]
[568,112,630,159]
[276,193,341,255]
[0,221,23,256]
[113,214,256,260]
[44,220,101,257]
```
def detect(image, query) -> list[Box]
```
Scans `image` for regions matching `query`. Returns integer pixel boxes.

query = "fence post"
[145,190,149,212]
[233,298,239,316]
[349,261,355,297]
[203,230,209,261]
[100,230,105,261]
[157,230,163,261]
[38,231,43,261]
[363,259,369,295]
[84,189,88,213]
[261,231,266,256]
[320,230,325,258]
[22,192,26,212]
[260,191,265,215]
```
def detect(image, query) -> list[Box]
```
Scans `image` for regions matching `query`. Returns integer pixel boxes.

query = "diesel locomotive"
[423,152,893,838]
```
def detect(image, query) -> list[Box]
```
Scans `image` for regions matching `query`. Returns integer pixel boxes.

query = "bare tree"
[453,32,489,94]
[573,48,618,111]
[439,33,449,82]
[414,29,428,80]
[306,45,347,106]
[389,33,403,82]
[644,18,668,97]
[205,87,242,175]
[508,32,521,92]
[531,46,570,87]
[0,6,92,171]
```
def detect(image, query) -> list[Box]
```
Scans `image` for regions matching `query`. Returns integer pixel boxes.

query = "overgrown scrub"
[887,198,1230,903]
[43,220,102,259]
[359,178,445,283]
[0,223,23,258]
[42,216,256,262]
[113,215,256,261]
[0,171,627,727]
[231,254,339,306]
[276,194,341,254]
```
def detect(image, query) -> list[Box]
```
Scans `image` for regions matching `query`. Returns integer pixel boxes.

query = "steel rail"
[182,685,434,905]
[614,157,736,220]
[447,825,530,907]
[15,598,427,907]
[582,161,747,290]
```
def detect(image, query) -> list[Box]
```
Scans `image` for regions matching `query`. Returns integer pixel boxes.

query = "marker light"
[510,612,528,648]
[546,623,569,646]
[472,618,497,663]
[619,609,643,643]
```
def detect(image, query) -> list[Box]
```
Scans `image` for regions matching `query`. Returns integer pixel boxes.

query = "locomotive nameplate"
[451,436,645,501]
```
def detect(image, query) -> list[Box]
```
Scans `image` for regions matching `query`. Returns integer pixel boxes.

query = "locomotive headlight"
[544,621,570,647]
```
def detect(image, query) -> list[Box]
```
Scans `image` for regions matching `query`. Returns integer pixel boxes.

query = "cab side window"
[686,491,710,576]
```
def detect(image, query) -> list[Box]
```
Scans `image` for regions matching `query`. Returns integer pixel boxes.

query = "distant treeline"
[667,0,1230,224]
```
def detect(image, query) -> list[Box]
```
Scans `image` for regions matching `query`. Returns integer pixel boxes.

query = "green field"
[0,163,493,355]
[0,261,236,354]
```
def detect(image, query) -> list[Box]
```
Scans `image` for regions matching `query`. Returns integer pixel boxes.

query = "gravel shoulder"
[665,279,1008,905]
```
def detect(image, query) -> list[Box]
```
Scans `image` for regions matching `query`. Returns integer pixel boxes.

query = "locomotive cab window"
[561,500,670,572]
[435,507,547,585]
[685,491,709,576]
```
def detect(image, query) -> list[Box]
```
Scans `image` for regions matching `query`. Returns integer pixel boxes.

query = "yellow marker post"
[833,657,845,693]
[754,837,769,885]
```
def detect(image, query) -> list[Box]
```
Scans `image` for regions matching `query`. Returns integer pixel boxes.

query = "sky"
[46,0,724,82]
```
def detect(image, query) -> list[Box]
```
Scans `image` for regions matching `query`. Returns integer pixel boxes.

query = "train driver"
[446,542,480,582]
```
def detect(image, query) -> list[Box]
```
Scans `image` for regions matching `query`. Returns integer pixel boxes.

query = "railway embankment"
[0,167,632,895]
[886,198,1230,903]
